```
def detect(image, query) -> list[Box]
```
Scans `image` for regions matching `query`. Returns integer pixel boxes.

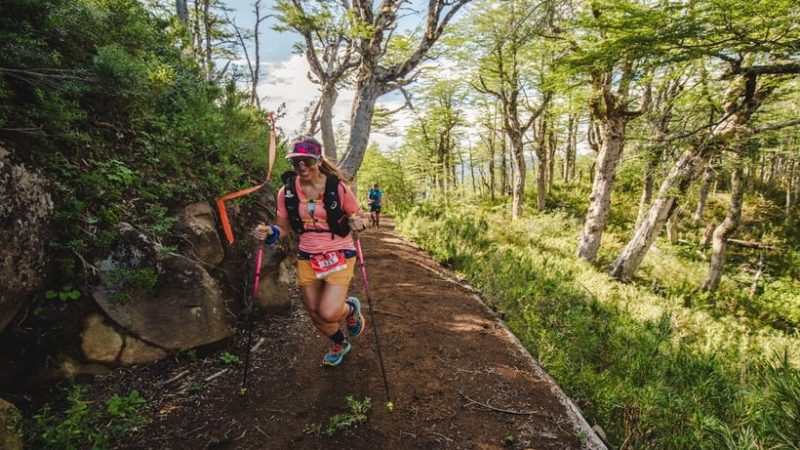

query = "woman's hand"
[349,216,367,232]
[253,223,280,244]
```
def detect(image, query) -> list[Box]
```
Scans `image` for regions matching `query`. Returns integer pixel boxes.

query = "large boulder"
[0,145,53,332]
[218,186,295,314]
[0,397,23,450]
[255,251,295,313]
[92,223,231,353]
[175,202,225,267]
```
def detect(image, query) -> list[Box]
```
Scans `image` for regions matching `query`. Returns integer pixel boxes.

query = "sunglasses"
[290,156,318,167]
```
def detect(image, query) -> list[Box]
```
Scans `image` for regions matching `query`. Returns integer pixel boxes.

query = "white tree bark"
[176,0,188,26]
[511,133,526,218]
[577,117,627,262]
[702,163,744,291]
[607,143,712,280]
[319,84,339,161]
[692,164,713,226]
[337,0,473,178]
[635,164,655,230]
[666,212,679,244]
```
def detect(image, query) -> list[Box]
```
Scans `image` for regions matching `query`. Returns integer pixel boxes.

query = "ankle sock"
[329,330,347,345]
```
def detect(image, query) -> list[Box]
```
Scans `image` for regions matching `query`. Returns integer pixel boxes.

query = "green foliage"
[219,352,241,365]
[106,267,158,304]
[45,285,82,302]
[325,396,371,436]
[398,199,799,449]
[356,144,416,214]
[27,386,148,450]
[1,0,273,285]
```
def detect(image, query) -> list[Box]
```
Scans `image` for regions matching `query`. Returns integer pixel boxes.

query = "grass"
[25,386,148,450]
[397,198,800,449]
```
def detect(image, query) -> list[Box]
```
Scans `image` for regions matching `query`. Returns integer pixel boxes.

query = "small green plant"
[27,385,148,450]
[184,349,197,360]
[325,396,371,436]
[107,268,159,304]
[45,285,81,302]
[219,352,241,364]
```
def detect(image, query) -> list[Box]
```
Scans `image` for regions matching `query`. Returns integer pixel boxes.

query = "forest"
[1,0,799,449]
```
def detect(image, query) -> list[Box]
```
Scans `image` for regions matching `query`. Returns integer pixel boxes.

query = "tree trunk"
[701,163,744,291]
[510,132,526,219]
[203,0,213,78]
[319,84,339,162]
[577,117,627,263]
[635,154,657,229]
[607,143,712,280]
[564,114,577,183]
[500,134,509,196]
[666,212,678,244]
[700,223,714,248]
[535,116,548,211]
[692,164,713,226]
[468,144,476,195]
[338,81,382,178]
[786,160,795,216]
[176,0,189,27]
[488,133,496,200]
[547,126,556,192]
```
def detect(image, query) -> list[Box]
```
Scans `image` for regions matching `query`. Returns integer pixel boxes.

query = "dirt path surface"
[106,218,605,450]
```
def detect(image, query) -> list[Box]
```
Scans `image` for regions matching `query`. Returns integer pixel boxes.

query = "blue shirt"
[369,188,383,205]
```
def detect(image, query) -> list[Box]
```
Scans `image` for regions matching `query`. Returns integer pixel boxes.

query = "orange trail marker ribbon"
[216,112,277,245]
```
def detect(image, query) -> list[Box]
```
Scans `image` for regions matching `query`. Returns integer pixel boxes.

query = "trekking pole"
[352,233,394,411]
[240,243,266,396]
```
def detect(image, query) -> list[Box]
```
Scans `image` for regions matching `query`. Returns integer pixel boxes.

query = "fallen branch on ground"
[459,391,549,416]
[205,368,229,382]
[728,238,780,250]
[160,369,191,387]
[374,309,406,318]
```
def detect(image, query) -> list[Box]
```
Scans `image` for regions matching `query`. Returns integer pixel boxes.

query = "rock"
[94,255,231,352]
[81,314,123,363]
[50,355,111,378]
[120,335,167,365]
[0,397,23,450]
[255,253,294,314]
[176,202,225,266]
[0,145,53,332]
[592,424,607,442]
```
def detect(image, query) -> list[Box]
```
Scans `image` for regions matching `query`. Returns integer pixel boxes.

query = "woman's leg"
[300,282,349,337]
[299,282,327,331]
[317,283,350,334]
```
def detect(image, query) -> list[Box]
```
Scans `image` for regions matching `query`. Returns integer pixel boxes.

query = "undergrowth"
[397,199,800,449]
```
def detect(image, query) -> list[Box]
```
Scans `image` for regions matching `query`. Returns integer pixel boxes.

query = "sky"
[225,0,420,151]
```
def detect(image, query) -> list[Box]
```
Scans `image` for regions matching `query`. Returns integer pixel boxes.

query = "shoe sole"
[347,298,366,338]
[322,343,351,367]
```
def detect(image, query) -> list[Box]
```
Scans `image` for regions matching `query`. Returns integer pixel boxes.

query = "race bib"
[310,251,348,279]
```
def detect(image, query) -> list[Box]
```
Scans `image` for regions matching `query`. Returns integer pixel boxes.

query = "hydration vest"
[281,171,350,238]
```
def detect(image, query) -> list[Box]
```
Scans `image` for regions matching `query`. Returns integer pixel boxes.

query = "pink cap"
[286,140,322,159]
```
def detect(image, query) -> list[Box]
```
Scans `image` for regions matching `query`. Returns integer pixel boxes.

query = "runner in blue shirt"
[368,182,384,228]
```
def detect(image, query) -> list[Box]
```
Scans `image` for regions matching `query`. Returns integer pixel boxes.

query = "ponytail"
[319,157,351,183]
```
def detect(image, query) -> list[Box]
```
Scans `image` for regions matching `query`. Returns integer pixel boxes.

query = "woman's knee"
[318,305,344,323]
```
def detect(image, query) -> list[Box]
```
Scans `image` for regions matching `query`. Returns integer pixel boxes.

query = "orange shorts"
[296,257,356,286]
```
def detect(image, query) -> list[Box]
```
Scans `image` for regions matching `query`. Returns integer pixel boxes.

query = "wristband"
[265,225,280,245]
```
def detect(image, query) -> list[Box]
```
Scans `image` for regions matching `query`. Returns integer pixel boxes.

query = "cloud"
[256,54,409,152]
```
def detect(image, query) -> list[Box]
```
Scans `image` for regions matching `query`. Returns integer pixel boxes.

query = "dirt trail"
[111,218,605,450]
